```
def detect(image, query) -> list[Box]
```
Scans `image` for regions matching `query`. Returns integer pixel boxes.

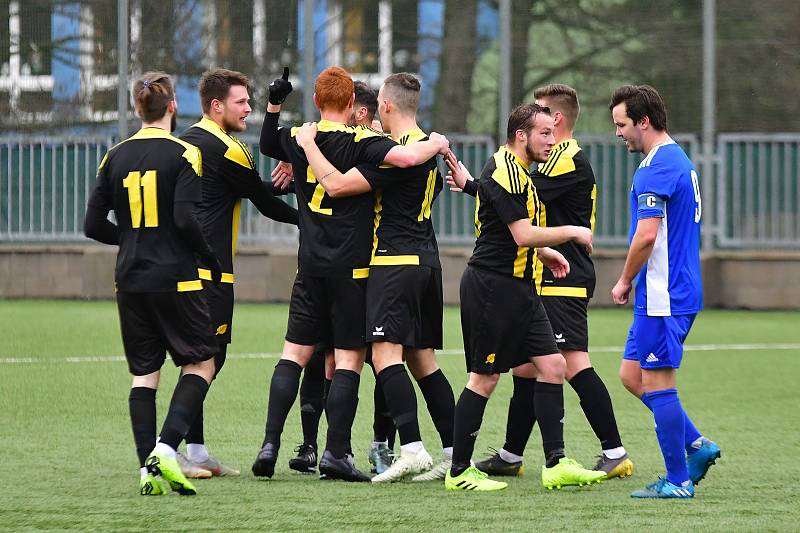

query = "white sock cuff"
[499,448,523,463]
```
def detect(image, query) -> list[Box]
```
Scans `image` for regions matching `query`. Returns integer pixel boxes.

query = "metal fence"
[2,133,799,249]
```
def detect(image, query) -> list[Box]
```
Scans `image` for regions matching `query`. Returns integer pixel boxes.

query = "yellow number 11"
[123,170,159,228]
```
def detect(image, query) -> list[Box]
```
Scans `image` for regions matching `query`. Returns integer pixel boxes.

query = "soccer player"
[292,72,457,483]
[83,72,221,496]
[442,103,605,491]
[252,66,449,481]
[609,84,720,498]
[449,84,632,479]
[177,68,299,478]
[287,81,398,476]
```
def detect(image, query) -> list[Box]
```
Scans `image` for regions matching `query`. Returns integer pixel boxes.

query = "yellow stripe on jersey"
[371,189,384,261]
[97,153,109,171]
[418,168,436,221]
[534,202,547,288]
[193,117,255,170]
[130,127,203,176]
[291,119,389,142]
[198,269,235,283]
[177,279,203,292]
[371,255,420,266]
[513,246,529,278]
[474,193,482,237]
[590,184,597,234]
[231,199,241,255]
[538,139,580,177]
[352,268,370,279]
[541,286,588,297]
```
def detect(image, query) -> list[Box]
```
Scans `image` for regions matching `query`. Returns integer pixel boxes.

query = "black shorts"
[203,280,234,345]
[541,296,589,352]
[285,271,367,350]
[117,290,217,376]
[460,266,558,375]
[365,265,443,349]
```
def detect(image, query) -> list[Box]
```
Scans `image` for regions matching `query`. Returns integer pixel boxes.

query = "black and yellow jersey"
[532,138,597,298]
[468,146,540,280]
[357,127,442,269]
[180,117,298,284]
[261,114,397,278]
[86,127,203,292]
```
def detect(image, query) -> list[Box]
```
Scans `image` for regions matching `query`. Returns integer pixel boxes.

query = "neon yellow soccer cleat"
[139,473,168,496]
[145,452,198,495]
[445,466,508,492]
[542,457,606,490]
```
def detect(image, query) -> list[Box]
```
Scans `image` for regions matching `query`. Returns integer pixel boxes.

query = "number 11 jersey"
[87,127,204,292]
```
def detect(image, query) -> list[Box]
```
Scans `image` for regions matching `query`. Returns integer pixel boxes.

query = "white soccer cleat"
[371,448,433,483]
[177,451,212,479]
[411,458,452,481]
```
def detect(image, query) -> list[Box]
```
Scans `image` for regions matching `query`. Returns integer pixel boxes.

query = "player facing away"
[286,81,398,476]
[253,66,449,481]
[443,104,605,491]
[292,72,457,483]
[448,84,632,480]
[609,85,721,498]
[83,72,222,496]
[177,68,299,478]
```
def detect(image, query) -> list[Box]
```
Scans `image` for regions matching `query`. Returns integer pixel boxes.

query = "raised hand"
[268,67,293,105]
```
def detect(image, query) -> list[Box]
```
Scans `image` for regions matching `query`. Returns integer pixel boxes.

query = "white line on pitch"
[1,342,799,365]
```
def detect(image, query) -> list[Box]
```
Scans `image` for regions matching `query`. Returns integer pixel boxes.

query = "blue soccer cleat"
[631,477,694,499]
[687,438,721,485]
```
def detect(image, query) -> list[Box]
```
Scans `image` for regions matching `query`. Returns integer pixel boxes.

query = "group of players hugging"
[84,62,720,499]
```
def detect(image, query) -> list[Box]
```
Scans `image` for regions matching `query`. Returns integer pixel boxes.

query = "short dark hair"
[199,68,251,114]
[132,71,174,122]
[534,83,580,129]
[609,84,668,131]
[353,81,377,121]
[506,103,551,143]
[382,72,421,114]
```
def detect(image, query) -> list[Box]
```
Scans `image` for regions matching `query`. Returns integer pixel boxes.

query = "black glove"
[199,251,223,284]
[268,67,293,105]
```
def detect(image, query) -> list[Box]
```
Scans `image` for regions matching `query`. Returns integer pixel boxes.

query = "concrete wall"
[1,244,799,309]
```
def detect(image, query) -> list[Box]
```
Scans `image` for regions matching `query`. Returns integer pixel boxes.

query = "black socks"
[569,367,623,450]
[534,381,565,468]
[417,369,455,449]
[325,369,361,458]
[159,374,209,450]
[299,353,325,446]
[129,387,156,467]
[377,364,421,446]
[502,376,537,456]
[263,359,302,448]
[451,388,488,477]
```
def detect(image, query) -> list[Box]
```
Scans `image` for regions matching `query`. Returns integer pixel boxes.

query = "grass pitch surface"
[0,300,798,531]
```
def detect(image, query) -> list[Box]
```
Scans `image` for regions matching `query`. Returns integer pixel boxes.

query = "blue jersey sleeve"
[635,161,677,219]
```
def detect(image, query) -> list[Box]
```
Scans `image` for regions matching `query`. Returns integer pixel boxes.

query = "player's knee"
[511,362,537,379]
[619,367,642,397]
[535,353,566,382]
[467,372,500,396]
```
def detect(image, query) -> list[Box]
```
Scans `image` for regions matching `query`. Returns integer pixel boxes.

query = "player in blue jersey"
[609,85,721,499]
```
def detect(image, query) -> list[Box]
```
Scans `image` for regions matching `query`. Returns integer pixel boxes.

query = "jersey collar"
[500,145,530,172]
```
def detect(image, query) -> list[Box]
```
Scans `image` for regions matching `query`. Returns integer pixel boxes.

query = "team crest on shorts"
[485,353,495,364]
